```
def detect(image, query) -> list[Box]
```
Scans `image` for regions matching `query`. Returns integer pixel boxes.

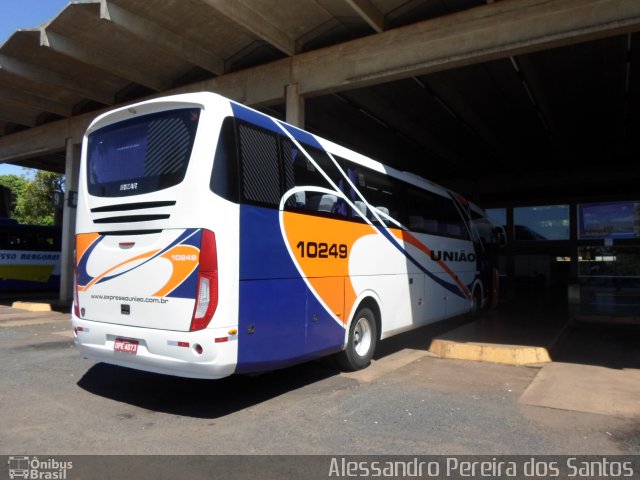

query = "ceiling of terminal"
[0,0,638,204]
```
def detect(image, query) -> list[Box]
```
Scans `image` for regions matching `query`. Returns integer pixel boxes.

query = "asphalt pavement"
[1,304,638,455]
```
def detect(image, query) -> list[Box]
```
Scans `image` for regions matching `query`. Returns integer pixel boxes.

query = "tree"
[0,174,29,216]
[13,171,65,225]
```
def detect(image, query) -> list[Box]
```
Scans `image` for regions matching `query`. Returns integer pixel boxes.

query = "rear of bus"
[71,93,240,379]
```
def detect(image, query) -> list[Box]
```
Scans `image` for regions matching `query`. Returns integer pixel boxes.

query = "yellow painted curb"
[11,301,53,312]
[428,338,551,366]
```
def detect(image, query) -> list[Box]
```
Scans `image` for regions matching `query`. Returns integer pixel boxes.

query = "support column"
[505,206,515,301]
[285,83,305,128]
[568,202,581,304]
[59,140,80,304]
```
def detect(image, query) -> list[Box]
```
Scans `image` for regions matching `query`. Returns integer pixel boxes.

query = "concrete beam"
[0,106,37,127]
[0,84,72,117]
[420,74,514,169]
[0,56,291,163]
[345,0,385,33]
[100,0,225,75]
[2,0,639,163]
[10,153,66,174]
[200,0,296,55]
[0,54,113,105]
[40,29,164,91]
[0,119,70,163]
[173,57,292,107]
[292,0,640,96]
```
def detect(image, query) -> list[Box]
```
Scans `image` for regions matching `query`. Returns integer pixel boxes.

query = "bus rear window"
[87,108,200,197]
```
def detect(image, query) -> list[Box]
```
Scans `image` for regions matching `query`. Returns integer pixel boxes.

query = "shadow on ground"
[0,291,70,314]
[77,314,473,418]
[77,360,342,419]
[554,321,640,370]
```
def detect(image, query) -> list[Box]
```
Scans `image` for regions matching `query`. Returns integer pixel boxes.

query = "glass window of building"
[513,205,569,241]
[485,208,506,227]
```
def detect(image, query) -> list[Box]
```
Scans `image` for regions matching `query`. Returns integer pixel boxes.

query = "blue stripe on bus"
[230,102,281,135]
[236,205,344,373]
[96,228,199,286]
[230,102,324,150]
[278,122,323,150]
[375,225,469,299]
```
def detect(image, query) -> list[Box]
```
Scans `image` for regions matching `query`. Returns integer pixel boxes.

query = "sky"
[0,0,70,177]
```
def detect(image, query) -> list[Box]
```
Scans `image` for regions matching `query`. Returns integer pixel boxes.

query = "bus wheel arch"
[337,297,380,371]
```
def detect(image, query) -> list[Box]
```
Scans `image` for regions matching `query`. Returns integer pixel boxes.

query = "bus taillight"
[190,229,218,331]
[73,250,81,318]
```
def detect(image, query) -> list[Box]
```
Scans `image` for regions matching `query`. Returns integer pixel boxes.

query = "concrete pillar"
[568,202,581,304]
[59,140,81,304]
[285,83,305,128]
[505,206,515,301]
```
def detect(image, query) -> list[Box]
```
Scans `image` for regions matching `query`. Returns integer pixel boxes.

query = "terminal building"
[0,0,639,328]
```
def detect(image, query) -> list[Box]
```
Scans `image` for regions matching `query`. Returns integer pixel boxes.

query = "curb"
[11,301,53,312]
[428,338,552,365]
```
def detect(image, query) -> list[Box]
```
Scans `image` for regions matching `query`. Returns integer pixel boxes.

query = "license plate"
[114,338,139,354]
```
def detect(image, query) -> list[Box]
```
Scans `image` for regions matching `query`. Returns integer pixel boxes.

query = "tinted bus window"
[87,108,200,197]
[406,188,441,234]
[347,163,401,225]
[405,189,468,239]
[238,123,280,207]
[0,226,61,250]
[210,117,239,203]
[281,140,347,217]
[440,196,469,239]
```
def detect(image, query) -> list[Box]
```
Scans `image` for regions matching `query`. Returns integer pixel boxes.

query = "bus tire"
[337,306,377,371]
[471,287,483,314]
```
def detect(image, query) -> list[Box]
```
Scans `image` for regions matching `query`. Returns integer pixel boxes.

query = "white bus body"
[72,92,499,379]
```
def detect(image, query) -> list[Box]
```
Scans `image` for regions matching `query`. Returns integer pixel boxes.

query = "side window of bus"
[471,211,495,246]
[281,140,347,217]
[347,163,402,226]
[0,228,60,250]
[238,123,281,207]
[405,189,468,239]
[406,188,441,234]
[0,231,19,249]
[439,196,469,239]
[210,117,239,203]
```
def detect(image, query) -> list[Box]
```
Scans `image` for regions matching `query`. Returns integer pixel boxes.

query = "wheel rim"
[353,316,372,357]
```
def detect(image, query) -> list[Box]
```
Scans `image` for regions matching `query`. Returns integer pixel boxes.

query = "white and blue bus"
[72,92,501,379]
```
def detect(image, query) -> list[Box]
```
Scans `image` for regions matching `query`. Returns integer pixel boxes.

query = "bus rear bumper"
[71,314,238,379]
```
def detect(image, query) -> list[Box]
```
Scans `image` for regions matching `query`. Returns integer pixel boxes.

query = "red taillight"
[190,229,218,331]
[73,249,81,318]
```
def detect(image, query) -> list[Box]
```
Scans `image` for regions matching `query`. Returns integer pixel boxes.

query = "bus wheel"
[471,288,483,314]
[337,307,377,371]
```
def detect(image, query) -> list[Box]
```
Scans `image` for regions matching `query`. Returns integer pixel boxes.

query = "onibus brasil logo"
[7,456,73,479]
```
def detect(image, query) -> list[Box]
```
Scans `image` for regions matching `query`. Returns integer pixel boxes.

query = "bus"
[0,218,61,292]
[72,92,502,379]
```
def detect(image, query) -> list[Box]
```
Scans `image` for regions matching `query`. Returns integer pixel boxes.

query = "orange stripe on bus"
[153,245,200,297]
[282,212,376,325]
[76,233,101,263]
[81,249,160,291]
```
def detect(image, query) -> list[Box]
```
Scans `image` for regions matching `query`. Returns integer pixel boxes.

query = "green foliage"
[0,171,64,225]
[0,174,29,215]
